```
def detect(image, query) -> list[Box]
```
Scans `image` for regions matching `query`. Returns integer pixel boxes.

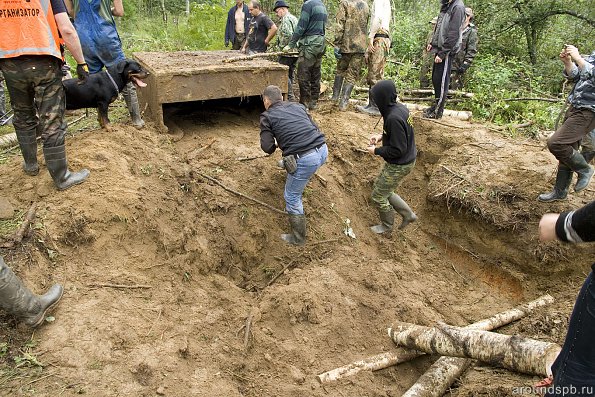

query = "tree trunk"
[402,357,471,397]
[389,322,560,376]
[185,0,190,16]
[317,294,554,383]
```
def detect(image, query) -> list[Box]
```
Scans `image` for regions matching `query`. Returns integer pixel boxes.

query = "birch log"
[317,294,553,383]
[0,132,17,150]
[403,103,472,121]
[402,293,556,397]
[389,322,561,376]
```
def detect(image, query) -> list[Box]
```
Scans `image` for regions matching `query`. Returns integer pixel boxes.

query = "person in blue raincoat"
[64,0,145,128]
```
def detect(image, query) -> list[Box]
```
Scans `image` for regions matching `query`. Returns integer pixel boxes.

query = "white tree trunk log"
[402,103,472,120]
[389,322,560,376]
[403,356,471,397]
[317,294,553,383]
[0,132,17,150]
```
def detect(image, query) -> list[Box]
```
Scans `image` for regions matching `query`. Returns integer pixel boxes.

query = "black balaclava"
[370,80,397,118]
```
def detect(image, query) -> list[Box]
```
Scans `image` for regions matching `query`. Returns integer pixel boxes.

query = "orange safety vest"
[0,0,62,60]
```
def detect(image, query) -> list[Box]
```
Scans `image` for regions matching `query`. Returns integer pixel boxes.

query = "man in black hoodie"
[366,80,417,233]
[423,0,465,119]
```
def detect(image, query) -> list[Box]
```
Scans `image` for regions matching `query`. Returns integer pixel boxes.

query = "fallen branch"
[504,97,561,103]
[243,314,254,351]
[333,152,354,167]
[196,171,286,215]
[316,294,553,383]
[389,321,560,376]
[404,103,472,121]
[236,154,269,161]
[186,138,217,161]
[314,173,327,187]
[223,51,298,63]
[354,87,474,98]
[1,202,37,249]
[415,117,469,129]
[266,260,296,288]
[87,283,152,289]
[401,97,464,103]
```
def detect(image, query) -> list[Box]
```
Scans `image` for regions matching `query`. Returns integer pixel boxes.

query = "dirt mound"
[0,101,592,396]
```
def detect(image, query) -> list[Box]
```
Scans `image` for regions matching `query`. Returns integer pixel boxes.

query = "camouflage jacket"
[276,12,298,50]
[566,51,595,112]
[452,24,478,71]
[334,0,369,54]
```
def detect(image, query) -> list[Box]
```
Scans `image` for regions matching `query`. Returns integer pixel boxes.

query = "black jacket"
[431,0,465,59]
[556,200,595,243]
[370,80,416,165]
[260,101,325,156]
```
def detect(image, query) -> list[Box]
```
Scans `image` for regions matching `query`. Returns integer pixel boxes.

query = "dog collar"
[105,70,120,96]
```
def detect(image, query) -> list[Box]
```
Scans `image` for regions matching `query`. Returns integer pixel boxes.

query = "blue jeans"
[546,265,595,397]
[284,144,328,215]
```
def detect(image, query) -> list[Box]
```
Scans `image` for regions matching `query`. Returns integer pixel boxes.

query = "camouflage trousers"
[365,36,390,87]
[0,56,66,147]
[297,51,323,104]
[371,160,415,212]
[335,52,365,84]
[232,33,246,51]
[419,51,434,89]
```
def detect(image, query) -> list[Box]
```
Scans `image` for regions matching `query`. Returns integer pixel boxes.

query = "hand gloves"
[334,47,342,60]
[76,63,89,84]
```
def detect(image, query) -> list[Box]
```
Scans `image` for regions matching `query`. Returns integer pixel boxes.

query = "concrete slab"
[133,51,288,132]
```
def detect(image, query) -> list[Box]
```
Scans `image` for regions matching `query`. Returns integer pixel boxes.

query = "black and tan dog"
[63,59,149,129]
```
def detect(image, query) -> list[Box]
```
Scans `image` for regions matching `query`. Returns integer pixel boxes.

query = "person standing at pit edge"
[283,0,328,111]
[355,0,391,116]
[330,0,369,112]
[366,80,417,234]
[538,45,595,202]
[538,200,595,397]
[273,0,298,101]
[0,0,91,190]
[259,85,328,245]
[65,0,145,128]
[450,7,478,91]
[225,0,251,50]
[423,0,465,120]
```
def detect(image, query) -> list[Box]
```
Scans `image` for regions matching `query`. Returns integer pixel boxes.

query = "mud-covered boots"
[389,193,417,229]
[122,82,145,129]
[338,83,354,111]
[281,214,306,245]
[371,209,395,234]
[43,145,90,190]
[538,164,572,202]
[356,90,380,116]
[567,150,594,192]
[16,130,39,176]
[0,257,63,328]
[331,75,344,102]
[287,78,295,101]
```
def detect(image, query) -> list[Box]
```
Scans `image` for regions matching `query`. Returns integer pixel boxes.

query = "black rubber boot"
[287,79,295,101]
[281,214,306,245]
[355,91,380,116]
[388,193,417,230]
[16,130,39,176]
[422,101,437,118]
[0,257,63,328]
[370,209,395,234]
[331,75,344,102]
[338,83,354,111]
[43,145,90,191]
[567,150,594,192]
[122,82,145,129]
[537,164,572,202]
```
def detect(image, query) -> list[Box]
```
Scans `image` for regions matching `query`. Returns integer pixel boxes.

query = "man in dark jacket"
[284,0,328,110]
[450,7,477,90]
[366,80,417,233]
[539,200,595,396]
[225,0,251,50]
[260,85,328,245]
[423,0,465,119]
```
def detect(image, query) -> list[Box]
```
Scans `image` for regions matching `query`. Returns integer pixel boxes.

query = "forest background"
[118,0,594,134]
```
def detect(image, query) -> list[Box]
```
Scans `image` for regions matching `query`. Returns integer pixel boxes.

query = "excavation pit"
[134,50,288,132]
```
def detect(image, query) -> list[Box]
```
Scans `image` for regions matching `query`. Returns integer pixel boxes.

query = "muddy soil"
[0,98,593,397]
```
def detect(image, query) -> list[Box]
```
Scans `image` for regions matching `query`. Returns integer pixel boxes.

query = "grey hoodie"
[430,0,465,59]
